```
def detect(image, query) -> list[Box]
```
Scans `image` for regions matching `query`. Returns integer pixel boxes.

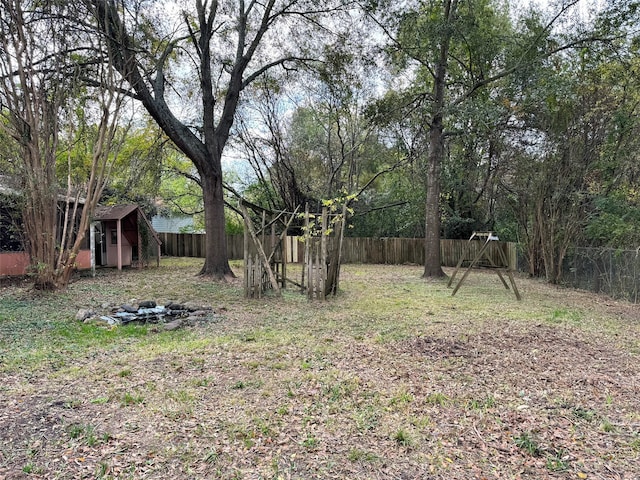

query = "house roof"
[93,204,139,221]
[0,175,86,203]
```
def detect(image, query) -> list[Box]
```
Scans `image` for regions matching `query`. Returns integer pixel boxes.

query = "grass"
[514,432,541,457]
[121,391,144,406]
[392,428,414,447]
[546,449,570,472]
[1,259,639,479]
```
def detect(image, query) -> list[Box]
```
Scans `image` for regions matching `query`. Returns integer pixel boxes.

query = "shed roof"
[93,204,162,246]
[93,204,139,221]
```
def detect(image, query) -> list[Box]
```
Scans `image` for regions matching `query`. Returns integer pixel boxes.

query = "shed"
[93,204,161,271]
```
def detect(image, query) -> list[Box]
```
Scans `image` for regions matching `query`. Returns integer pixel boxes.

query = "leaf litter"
[0,260,638,479]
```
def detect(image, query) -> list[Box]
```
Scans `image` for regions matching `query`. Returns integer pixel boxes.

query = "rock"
[114,312,137,324]
[163,319,183,331]
[75,309,94,321]
[80,299,210,330]
[84,316,118,327]
[183,301,211,312]
[100,316,118,325]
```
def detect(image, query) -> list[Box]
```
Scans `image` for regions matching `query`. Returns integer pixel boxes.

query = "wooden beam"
[241,204,281,297]
[116,219,122,271]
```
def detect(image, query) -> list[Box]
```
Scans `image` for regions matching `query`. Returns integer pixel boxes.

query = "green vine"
[299,191,357,241]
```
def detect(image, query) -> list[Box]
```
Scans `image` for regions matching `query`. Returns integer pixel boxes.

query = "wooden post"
[137,210,143,269]
[260,210,266,252]
[256,254,262,298]
[306,240,313,299]
[246,254,252,297]
[241,204,281,296]
[243,212,249,297]
[90,222,96,277]
[116,219,122,271]
[333,202,348,294]
[320,208,328,300]
[281,227,287,289]
[302,204,309,294]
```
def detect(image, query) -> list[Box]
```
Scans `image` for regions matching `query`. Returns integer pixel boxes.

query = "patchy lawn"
[0,259,639,479]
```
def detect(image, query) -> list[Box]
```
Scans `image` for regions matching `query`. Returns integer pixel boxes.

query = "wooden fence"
[157,233,517,269]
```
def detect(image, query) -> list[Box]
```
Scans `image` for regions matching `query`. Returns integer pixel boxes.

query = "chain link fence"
[561,247,640,303]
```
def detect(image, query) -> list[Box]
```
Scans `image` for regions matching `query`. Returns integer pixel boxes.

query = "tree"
[235,37,409,237]
[0,0,128,289]
[369,0,591,278]
[86,0,351,279]
[0,0,68,289]
[56,81,129,287]
[491,2,640,282]
[582,3,640,248]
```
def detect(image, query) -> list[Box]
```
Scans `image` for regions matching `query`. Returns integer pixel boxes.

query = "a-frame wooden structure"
[448,231,521,300]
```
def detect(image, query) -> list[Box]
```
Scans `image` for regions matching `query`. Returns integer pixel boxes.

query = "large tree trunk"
[23,162,58,290]
[422,0,455,279]
[423,116,445,278]
[199,172,233,278]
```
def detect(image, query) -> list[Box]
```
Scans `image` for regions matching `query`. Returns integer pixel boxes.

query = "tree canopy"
[3,0,640,287]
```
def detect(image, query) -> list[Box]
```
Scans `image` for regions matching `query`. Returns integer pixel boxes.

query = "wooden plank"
[241,204,280,296]
[161,233,518,270]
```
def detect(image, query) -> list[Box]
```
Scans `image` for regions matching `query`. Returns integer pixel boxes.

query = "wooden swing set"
[240,201,347,300]
[448,231,521,300]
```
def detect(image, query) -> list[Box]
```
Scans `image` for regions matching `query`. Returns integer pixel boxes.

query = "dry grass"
[0,258,639,479]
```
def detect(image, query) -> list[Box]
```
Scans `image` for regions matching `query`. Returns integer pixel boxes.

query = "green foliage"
[585,192,640,247]
[347,448,379,463]
[348,166,426,238]
[238,41,401,222]
[369,0,521,245]
[121,392,144,406]
[225,211,244,235]
[545,449,570,472]
[392,428,414,447]
[157,150,203,218]
[601,419,616,432]
[301,435,319,450]
[389,389,414,407]
[425,392,449,406]
[101,125,167,209]
[0,192,23,252]
[299,191,356,241]
[0,124,20,176]
[514,432,541,457]
[467,395,496,410]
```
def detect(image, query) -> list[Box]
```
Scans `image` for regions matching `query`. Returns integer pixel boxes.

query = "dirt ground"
[0,262,638,479]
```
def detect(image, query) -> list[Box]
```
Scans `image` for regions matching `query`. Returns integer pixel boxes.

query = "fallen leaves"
[1,263,639,479]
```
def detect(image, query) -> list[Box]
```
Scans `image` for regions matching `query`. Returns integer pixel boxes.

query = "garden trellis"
[240,201,348,300]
